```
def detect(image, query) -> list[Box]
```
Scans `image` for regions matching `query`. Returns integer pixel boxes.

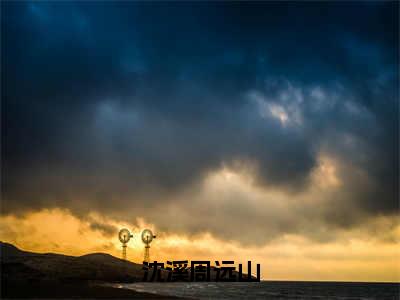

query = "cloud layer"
[2,2,398,245]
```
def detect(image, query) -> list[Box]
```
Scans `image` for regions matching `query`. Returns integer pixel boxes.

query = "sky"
[1,1,399,282]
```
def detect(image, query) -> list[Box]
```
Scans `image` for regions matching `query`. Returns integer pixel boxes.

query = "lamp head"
[141,229,155,245]
[119,228,132,244]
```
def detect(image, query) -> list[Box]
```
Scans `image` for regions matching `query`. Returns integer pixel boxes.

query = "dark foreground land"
[3,242,396,299]
[1,241,257,299]
[3,281,179,299]
[0,242,180,299]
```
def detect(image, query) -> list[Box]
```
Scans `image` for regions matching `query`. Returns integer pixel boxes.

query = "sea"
[114,281,399,299]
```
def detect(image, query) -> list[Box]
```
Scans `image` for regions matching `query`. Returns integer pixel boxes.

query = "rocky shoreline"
[1,242,180,299]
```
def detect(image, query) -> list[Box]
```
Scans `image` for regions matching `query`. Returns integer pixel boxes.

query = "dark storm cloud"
[1,1,398,243]
[88,220,118,237]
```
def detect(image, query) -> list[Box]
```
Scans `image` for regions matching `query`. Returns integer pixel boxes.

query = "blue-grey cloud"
[1,1,398,243]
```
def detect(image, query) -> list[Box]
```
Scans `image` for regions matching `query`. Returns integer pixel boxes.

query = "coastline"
[2,280,182,299]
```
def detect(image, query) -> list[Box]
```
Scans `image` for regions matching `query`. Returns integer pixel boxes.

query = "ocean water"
[115,281,399,299]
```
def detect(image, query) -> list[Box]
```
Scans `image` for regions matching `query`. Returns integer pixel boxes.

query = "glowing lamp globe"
[141,229,155,245]
[119,228,132,244]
